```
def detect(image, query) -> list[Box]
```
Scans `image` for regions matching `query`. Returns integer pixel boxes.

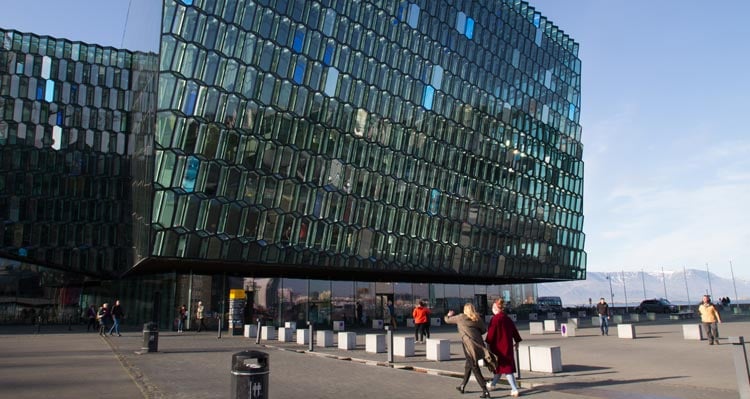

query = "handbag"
[483,347,500,373]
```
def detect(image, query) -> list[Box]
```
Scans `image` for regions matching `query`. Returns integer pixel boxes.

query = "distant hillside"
[537,269,750,307]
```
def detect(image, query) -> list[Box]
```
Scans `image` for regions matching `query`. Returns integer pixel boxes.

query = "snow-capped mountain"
[537,269,750,307]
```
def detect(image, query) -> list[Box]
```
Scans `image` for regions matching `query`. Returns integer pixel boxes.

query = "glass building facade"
[1,0,585,328]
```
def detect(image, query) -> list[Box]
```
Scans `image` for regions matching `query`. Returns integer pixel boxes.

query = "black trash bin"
[142,322,158,353]
[230,350,269,399]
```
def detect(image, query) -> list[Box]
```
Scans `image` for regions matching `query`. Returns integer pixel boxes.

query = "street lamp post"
[607,274,615,308]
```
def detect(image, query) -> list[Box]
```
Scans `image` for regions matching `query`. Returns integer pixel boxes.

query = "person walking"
[85,304,97,332]
[485,299,522,396]
[698,295,722,345]
[387,300,397,330]
[177,304,187,333]
[108,300,124,336]
[412,301,430,343]
[596,297,610,336]
[445,303,491,398]
[196,301,207,332]
[97,303,111,336]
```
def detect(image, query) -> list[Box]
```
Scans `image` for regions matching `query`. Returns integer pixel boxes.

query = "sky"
[1,1,748,279]
[529,0,750,280]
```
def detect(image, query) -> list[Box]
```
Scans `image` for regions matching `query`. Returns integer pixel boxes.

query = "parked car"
[636,298,677,313]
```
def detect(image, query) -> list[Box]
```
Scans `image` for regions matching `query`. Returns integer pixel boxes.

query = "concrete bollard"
[729,336,750,399]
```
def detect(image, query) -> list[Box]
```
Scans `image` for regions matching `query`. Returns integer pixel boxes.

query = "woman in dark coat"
[485,299,522,396]
[445,303,491,398]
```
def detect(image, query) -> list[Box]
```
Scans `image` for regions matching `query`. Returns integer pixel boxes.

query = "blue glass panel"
[533,13,541,28]
[44,80,55,102]
[183,88,197,115]
[313,191,323,217]
[183,156,199,192]
[324,67,339,96]
[396,5,404,21]
[456,12,466,34]
[183,0,193,5]
[56,111,63,125]
[422,85,434,110]
[36,86,44,100]
[427,188,441,216]
[407,4,420,29]
[568,104,576,120]
[323,44,334,66]
[465,18,474,39]
[293,60,306,84]
[293,30,305,53]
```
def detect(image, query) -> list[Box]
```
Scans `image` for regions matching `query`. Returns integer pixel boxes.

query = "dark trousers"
[460,346,488,392]
[197,318,207,332]
[703,322,719,343]
[87,318,97,332]
[415,323,429,341]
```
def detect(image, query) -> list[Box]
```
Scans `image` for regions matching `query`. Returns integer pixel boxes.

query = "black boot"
[456,385,465,394]
[479,390,491,398]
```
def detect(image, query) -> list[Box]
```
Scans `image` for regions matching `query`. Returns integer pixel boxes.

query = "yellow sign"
[229,289,246,299]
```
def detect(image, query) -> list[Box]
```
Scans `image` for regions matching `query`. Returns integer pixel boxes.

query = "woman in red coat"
[485,298,522,397]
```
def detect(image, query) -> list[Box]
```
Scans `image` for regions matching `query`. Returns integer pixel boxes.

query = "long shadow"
[523,375,686,392]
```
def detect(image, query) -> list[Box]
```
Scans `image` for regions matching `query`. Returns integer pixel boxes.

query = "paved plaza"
[1,313,748,398]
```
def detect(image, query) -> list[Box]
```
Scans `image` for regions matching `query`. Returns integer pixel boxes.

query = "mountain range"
[537,269,750,307]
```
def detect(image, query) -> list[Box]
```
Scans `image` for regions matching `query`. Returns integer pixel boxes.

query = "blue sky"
[1,1,748,279]
[530,0,750,279]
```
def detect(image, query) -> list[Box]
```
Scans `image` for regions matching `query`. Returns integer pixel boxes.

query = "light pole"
[683,266,692,310]
[730,260,739,310]
[661,267,668,300]
[607,274,614,308]
[641,268,647,300]
[706,263,713,298]
[622,270,629,313]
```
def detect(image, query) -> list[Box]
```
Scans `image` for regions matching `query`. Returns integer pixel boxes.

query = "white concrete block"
[544,319,557,332]
[261,326,276,340]
[426,338,451,361]
[243,324,257,338]
[617,323,636,339]
[338,332,357,350]
[561,323,576,337]
[372,319,384,329]
[682,324,704,340]
[366,334,386,353]
[518,344,531,371]
[529,312,538,321]
[333,320,345,331]
[647,312,656,321]
[317,330,333,347]
[296,329,309,345]
[529,322,544,335]
[629,313,641,322]
[613,315,623,324]
[529,346,562,373]
[284,321,297,332]
[591,316,600,326]
[278,327,293,342]
[567,318,579,327]
[394,336,415,357]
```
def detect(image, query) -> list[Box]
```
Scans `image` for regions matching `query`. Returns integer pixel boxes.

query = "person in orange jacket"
[412,301,431,343]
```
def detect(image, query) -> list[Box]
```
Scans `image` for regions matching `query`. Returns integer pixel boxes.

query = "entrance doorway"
[474,294,488,317]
